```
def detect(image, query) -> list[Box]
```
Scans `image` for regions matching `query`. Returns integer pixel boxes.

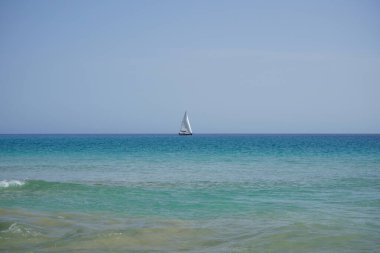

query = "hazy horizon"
[1,132,380,135]
[1,0,379,134]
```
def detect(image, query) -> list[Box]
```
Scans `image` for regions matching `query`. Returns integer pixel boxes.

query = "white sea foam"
[0,180,25,188]
[2,223,41,237]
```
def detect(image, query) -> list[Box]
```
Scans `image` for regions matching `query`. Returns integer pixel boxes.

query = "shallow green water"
[1,134,380,252]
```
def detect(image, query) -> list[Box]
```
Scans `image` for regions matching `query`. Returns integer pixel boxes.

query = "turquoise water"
[1,134,380,252]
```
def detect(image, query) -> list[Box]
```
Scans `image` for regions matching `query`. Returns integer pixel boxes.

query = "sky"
[0,0,379,134]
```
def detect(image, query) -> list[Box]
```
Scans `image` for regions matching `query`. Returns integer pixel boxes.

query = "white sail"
[179,111,192,135]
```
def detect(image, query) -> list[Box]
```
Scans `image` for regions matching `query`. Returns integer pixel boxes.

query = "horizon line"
[0,133,379,135]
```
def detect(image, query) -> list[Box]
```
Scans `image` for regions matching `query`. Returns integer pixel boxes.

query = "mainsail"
[179,111,192,135]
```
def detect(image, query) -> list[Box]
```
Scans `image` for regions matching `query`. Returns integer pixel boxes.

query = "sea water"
[0,134,379,252]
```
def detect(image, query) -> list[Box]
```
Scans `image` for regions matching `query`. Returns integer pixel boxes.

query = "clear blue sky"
[1,0,379,133]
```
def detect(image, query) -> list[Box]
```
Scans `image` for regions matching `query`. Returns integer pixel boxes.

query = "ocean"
[1,134,379,252]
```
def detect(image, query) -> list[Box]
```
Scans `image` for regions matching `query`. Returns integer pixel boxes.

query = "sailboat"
[179,111,193,135]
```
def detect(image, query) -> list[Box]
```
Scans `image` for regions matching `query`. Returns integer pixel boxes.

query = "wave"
[0,180,25,188]
[1,222,42,237]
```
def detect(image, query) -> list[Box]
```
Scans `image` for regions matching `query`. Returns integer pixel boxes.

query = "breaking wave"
[0,180,25,188]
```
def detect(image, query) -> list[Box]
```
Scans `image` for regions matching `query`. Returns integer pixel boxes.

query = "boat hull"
[178,133,192,136]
